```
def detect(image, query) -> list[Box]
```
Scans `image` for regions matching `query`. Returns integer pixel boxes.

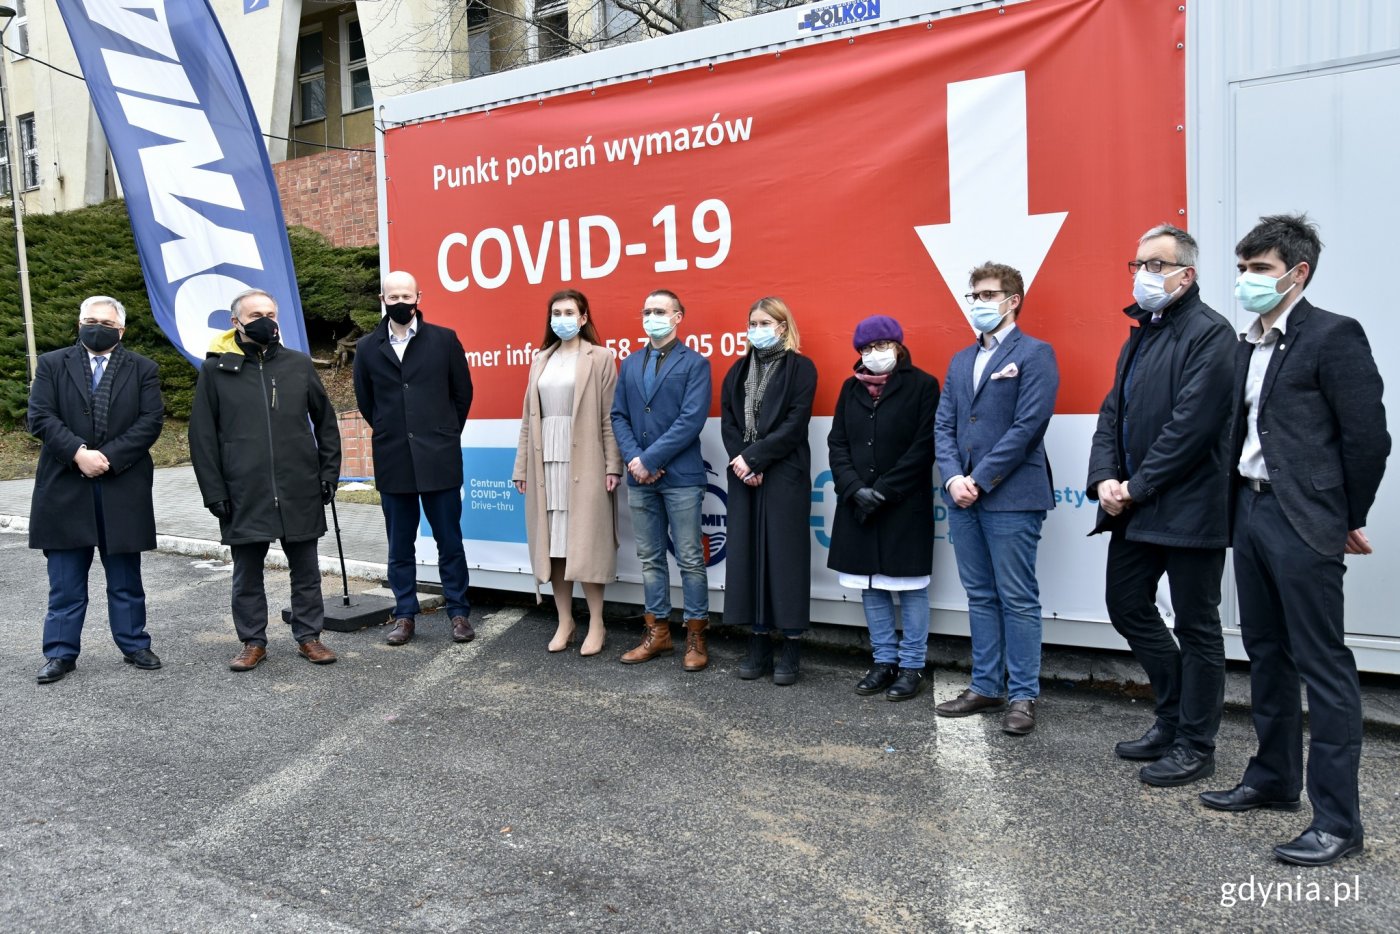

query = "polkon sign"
[382,0,1187,626]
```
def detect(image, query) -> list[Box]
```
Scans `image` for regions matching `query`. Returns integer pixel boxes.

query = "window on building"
[7,0,27,61]
[297,30,326,123]
[468,0,492,78]
[0,126,9,197]
[342,16,372,112]
[20,113,37,190]
[536,0,569,61]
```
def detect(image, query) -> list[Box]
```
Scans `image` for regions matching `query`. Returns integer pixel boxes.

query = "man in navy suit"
[1199,215,1389,867]
[354,270,475,647]
[611,289,713,671]
[27,296,164,683]
[934,263,1058,734]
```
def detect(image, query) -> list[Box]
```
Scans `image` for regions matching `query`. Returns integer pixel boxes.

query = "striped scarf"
[743,345,787,442]
[82,343,126,445]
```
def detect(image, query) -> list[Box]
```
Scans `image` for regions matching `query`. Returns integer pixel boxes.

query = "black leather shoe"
[885,668,925,702]
[1273,828,1364,867]
[1199,783,1301,812]
[1139,744,1215,787]
[738,633,774,680]
[1114,722,1176,760]
[855,663,898,696]
[122,648,162,670]
[37,658,77,684]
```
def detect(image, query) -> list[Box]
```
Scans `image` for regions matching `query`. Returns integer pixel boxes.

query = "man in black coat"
[27,296,164,683]
[353,270,474,646]
[1087,224,1237,787]
[189,289,341,671]
[1199,215,1389,867]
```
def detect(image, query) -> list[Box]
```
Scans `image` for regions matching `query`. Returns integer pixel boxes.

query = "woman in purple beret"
[827,315,941,701]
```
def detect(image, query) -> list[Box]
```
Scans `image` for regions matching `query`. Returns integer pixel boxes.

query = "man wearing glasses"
[27,296,164,683]
[1087,224,1236,786]
[610,290,713,670]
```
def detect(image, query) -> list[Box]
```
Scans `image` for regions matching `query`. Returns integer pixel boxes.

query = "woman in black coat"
[827,315,940,701]
[720,298,818,685]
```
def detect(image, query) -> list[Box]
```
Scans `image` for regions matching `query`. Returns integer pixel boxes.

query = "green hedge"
[0,200,379,426]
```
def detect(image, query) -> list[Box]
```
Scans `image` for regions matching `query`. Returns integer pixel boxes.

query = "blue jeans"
[627,483,708,620]
[861,587,930,669]
[381,488,471,619]
[948,504,1046,701]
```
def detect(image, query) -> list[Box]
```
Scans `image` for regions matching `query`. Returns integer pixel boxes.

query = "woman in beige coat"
[513,290,623,655]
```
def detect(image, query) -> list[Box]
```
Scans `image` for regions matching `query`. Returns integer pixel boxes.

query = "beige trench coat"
[512,341,624,584]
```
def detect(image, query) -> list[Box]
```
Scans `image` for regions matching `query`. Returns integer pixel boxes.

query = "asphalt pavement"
[1,539,1399,932]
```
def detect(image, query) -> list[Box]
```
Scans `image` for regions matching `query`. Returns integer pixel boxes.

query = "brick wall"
[339,409,375,481]
[272,149,378,247]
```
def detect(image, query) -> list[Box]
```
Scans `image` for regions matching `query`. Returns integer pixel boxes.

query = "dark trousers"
[380,488,471,618]
[1234,487,1362,838]
[1105,531,1226,753]
[230,538,324,646]
[42,480,149,660]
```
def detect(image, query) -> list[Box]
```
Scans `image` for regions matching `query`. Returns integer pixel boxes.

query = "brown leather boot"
[620,613,673,664]
[682,618,709,672]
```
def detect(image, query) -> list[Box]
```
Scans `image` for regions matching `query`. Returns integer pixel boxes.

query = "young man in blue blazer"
[934,262,1059,734]
[610,290,713,671]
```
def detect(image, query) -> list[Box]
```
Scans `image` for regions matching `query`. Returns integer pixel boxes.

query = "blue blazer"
[935,326,1058,511]
[611,339,712,488]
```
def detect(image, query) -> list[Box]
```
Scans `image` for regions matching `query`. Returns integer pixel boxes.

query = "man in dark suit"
[1087,224,1237,787]
[1200,214,1389,867]
[27,296,164,683]
[934,262,1059,735]
[610,289,713,670]
[353,270,474,646]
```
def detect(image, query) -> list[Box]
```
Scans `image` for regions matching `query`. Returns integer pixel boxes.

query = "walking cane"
[329,493,352,608]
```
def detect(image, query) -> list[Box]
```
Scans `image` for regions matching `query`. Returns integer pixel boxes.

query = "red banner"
[384,0,1186,419]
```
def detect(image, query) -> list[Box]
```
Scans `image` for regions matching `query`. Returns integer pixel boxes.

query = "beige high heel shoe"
[548,621,577,653]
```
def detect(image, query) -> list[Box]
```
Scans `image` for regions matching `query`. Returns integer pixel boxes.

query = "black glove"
[852,487,886,517]
[321,481,335,505]
[208,500,232,522]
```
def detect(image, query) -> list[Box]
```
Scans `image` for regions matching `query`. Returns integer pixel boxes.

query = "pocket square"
[989,362,1020,380]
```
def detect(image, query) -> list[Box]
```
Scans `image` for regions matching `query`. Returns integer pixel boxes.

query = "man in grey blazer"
[1200,215,1389,867]
[934,262,1059,734]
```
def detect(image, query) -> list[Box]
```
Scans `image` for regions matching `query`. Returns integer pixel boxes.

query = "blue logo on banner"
[798,0,881,32]
[244,0,269,13]
[433,448,527,544]
[56,0,308,366]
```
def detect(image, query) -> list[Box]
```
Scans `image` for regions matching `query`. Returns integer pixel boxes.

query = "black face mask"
[241,316,280,346]
[385,301,417,325]
[80,324,121,354]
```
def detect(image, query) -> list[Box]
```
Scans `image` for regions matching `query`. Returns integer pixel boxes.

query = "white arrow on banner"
[915,71,1067,309]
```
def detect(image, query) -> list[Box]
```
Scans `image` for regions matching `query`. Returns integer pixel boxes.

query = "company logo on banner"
[57,0,308,365]
[798,0,881,32]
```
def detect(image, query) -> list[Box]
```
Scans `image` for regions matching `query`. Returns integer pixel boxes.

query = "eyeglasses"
[861,340,896,353]
[964,290,1007,304]
[641,307,673,317]
[1128,259,1187,275]
[79,318,119,329]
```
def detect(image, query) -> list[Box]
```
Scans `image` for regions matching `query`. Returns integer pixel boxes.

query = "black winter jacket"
[189,333,341,545]
[827,358,940,577]
[1086,283,1236,547]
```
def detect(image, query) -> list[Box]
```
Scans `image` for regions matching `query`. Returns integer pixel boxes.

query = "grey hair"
[79,295,126,327]
[230,288,277,319]
[1139,224,1199,268]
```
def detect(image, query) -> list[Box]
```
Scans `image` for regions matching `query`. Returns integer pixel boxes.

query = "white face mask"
[861,348,897,374]
[1132,267,1184,313]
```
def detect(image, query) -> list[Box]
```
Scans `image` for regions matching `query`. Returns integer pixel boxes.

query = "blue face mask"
[969,300,1009,334]
[1235,265,1299,315]
[643,313,675,340]
[748,325,781,350]
[551,316,581,341]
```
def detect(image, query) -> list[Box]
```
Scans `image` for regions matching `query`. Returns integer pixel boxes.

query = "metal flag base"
[280,491,394,633]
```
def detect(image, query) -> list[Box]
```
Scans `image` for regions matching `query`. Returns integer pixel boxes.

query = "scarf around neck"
[743,344,788,441]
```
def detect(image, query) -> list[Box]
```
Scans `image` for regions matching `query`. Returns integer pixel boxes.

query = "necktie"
[92,355,106,393]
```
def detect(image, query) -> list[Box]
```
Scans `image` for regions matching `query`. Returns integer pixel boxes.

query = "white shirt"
[838,572,931,592]
[388,315,418,361]
[972,322,1017,389]
[88,350,113,383]
[1238,303,1296,481]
